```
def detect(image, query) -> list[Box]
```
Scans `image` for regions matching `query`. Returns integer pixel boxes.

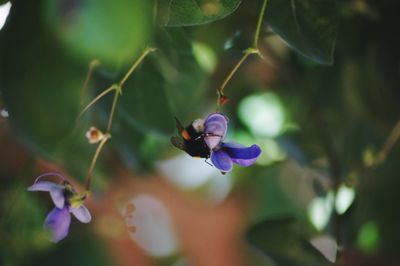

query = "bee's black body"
[170,118,211,158]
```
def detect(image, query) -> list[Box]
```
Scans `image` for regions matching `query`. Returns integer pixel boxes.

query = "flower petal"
[223,142,262,167]
[211,150,233,172]
[71,205,92,223]
[44,207,71,243]
[27,181,58,192]
[50,187,65,209]
[204,113,228,149]
[28,181,65,209]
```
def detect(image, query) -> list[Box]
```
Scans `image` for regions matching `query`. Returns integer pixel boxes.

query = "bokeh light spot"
[308,192,334,231]
[335,185,355,215]
[357,221,380,253]
[192,42,217,73]
[0,2,11,31]
[122,194,179,257]
[238,92,285,137]
[0,109,9,118]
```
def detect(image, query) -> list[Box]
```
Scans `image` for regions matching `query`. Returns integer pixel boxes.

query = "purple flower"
[204,113,262,173]
[27,173,91,243]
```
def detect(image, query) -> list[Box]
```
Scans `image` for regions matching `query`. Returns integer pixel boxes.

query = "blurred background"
[1,0,400,265]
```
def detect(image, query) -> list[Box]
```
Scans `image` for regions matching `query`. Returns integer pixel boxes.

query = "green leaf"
[163,0,242,26]
[0,0,86,156]
[265,0,338,65]
[247,216,332,266]
[44,0,153,67]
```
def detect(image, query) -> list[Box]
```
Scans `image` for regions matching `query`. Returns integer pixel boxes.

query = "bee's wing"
[174,117,185,133]
[170,136,186,151]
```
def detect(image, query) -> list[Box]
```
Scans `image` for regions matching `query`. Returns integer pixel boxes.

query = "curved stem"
[83,47,155,192]
[81,59,101,105]
[253,0,268,48]
[119,47,156,87]
[107,87,121,132]
[85,135,110,191]
[372,119,400,166]
[215,0,268,110]
[79,85,118,117]
[216,49,258,110]
[218,52,251,96]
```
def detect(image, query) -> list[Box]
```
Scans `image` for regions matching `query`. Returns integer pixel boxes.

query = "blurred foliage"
[265,0,338,65]
[1,0,400,265]
[161,0,242,26]
[247,217,331,266]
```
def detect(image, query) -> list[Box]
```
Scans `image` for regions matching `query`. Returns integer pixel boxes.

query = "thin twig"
[253,0,269,48]
[81,59,101,104]
[85,135,110,191]
[79,85,118,117]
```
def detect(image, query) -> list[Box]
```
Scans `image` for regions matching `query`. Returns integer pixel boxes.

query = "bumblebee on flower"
[171,113,262,173]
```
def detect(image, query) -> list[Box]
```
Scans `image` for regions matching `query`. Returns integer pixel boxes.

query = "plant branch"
[81,47,155,192]
[81,59,101,105]
[85,135,110,191]
[253,0,268,48]
[371,119,400,167]
[79,85,118,117]
[215,0,268,109]
[119,47,156,87]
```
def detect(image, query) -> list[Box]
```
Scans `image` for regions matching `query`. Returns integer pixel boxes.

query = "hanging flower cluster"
[27,173,91,243]
[171,113,261,173]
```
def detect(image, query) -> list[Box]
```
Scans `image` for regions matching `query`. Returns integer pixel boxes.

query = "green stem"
[119,47,156,87]
[216,0,268,110]
[85,135,110,191]
[107,86,121,132]
[82,47,155,192]
[372,119,400,167]
[81,59,101,105]
[216,51,252,110]
[253,0,268,48]
[79,85,118,117]
[107,47,156,132]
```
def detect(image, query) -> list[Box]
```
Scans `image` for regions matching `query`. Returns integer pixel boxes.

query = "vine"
[216,0,268,110]
[80,47,156,193]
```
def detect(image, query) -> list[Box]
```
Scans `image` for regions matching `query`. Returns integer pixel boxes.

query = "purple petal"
[28,181,65,209]
[27,181,58,192]
[71,205,92,223]
[44,207,71,243]
[223,142,262,167]
[50,187,65,209]
[204,113,228,149]
[211,150,233,172]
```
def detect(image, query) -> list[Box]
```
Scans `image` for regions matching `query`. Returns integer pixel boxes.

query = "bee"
[170,117,211,158]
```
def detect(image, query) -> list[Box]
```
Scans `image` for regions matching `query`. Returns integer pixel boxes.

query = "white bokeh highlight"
[0,2,11,31]
[335,185,355,215]
[238,93,285,137]
[308,192,334,231]
[122,194,179,257]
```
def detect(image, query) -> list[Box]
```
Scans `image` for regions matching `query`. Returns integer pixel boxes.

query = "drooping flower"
[204,113,262,173]
[86,126,106,144]
[27,173,91,243]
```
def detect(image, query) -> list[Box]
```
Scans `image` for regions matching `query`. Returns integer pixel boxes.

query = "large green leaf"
[247,216,332,266]
[265,0,338,65]
[163,0,242,26]
[44,0,152,67]
[0,0,108,184]
[0,0,86,156]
